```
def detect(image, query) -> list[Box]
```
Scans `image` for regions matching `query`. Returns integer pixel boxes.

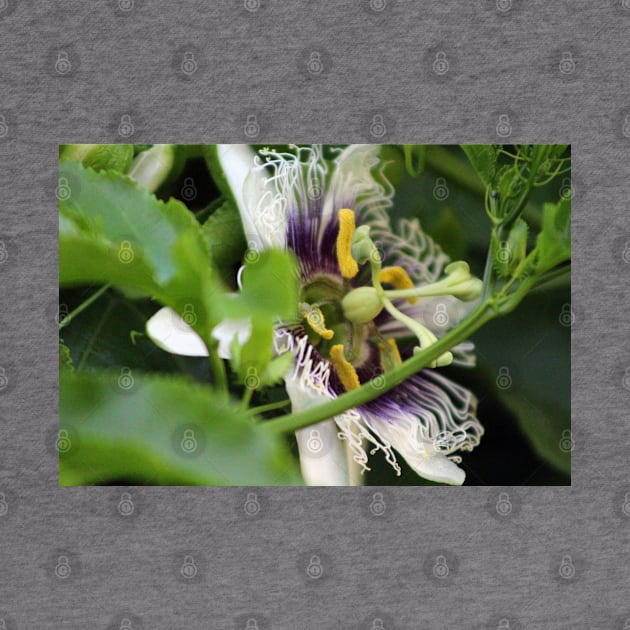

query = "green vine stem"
[258,300,495,435]
[425,146,542,230]
[257,255,569,437]
[58,283,112,329]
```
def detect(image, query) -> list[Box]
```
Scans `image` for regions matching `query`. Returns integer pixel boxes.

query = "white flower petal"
[365,411,466,486]
[295,421,350,486]
[216,144,289,251]
[146,307,209,357]
[216,144,267,249]
[211,319,252,360]
[285,371,349,486]
[322,144,381,227]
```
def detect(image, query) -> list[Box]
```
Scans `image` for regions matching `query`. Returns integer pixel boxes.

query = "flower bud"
[341,287,383,324]
[351,225,375,264]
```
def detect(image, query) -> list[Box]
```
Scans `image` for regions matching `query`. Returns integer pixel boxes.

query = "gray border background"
[1,1,628,629]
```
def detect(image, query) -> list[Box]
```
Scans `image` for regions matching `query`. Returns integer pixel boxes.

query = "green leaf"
[261,352,295,386]
[59,289,209,381]
[402,145,427,177]
[430,206,467,260]
[201,200,246,270]
[535,197,571,273]
[60,370,302,486]
[501,392,570,476]
[60,161,202,282]
[83,144,134,174]
[473,287,571,477]
[491,218,529,277]
[221,249,299,385]
[238,319,274,385]
[59,341,74,371]
[461,144,498,186]
[61,144,134,174]
[231,249,300,321]
[59,161,226,344]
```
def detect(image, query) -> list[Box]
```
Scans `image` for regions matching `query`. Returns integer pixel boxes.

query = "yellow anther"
[299,303,334,340]
[336,209,359,279]
[330,344,361,391]
[378,338,403,372]
[379,266,417,304]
